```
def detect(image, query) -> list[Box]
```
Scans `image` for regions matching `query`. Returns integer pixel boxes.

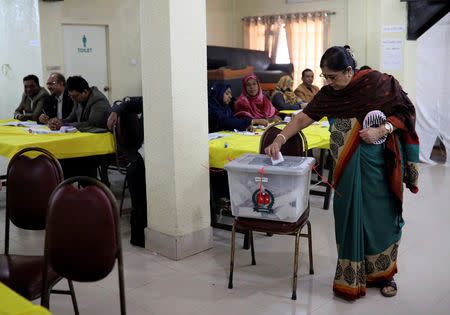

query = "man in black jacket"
[39,73,74,123]
[107,98,146,247]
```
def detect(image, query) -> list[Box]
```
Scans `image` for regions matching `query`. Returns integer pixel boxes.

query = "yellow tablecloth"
[209,123,330,169]
[0,282,51,315]
[279,110,299,115]
[0,119,115,160]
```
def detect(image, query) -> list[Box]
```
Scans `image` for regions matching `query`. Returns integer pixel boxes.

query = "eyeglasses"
[46,81,58,86]
[320,70,346,81]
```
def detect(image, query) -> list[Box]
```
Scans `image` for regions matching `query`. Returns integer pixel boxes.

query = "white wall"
[38,0,142,102]
[206,0,235,46]
[0,0,43,120]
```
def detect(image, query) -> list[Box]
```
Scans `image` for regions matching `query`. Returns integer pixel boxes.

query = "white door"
[62,25,110,98]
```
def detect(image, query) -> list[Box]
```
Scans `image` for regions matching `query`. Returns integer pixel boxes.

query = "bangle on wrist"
[276,133,286,144]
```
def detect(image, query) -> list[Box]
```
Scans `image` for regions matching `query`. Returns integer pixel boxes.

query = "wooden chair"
[228,124,314,300]
[41,176,126,314]
[0,147,78,312]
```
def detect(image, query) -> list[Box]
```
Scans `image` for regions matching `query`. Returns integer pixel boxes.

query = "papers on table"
[1,121,40,128]
[233,130,258,136]
[208,133,233,141]
[23,126,77,134]
[293,109,303,115]
[321,121,330,128]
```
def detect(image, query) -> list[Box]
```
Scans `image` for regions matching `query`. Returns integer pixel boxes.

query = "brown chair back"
[45,177,120,282]
[259,123,308,157]
[5,147,63,233]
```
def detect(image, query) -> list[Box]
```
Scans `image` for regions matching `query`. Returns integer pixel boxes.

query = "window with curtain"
[243,11,330,88]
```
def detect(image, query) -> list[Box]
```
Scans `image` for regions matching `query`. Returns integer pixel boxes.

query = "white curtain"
[243,16,282,62]
[416,13,450,165]
[243,18,266,52]
[284,12,329,88]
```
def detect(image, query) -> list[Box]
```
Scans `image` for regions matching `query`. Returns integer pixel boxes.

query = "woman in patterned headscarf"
[265,45,419,300]
[270,75,307,111]
[234,75,282,123]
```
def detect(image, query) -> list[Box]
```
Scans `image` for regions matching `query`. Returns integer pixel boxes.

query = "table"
[209,123,330,169]
[0,119,115,186]
[279,109,300,115]
[0,282,51,315]
[0,119,115,160]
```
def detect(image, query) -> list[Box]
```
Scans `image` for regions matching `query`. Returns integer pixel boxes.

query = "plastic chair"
[0,147,78,311]
[228,125,314,300]
[41,176,126,314]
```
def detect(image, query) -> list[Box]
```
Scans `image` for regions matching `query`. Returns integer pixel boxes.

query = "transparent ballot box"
[224,154,315,222]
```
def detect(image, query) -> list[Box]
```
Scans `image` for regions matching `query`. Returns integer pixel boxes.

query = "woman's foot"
[380,278,397,297]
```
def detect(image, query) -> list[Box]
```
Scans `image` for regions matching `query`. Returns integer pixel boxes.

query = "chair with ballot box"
[226,124,314,300]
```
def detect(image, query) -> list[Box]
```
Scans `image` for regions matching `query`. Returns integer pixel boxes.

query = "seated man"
[107,98,146,247]
[14,75,49,121]
[39,73,74,124]
[294,69,320,103]
[49,76,110,133]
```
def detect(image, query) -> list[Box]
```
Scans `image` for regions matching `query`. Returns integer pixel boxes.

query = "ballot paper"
[24,126,77,134]
[1,121,40,128]
[208,133,233,141]
[233,130,256,135]
[271,152,284,165]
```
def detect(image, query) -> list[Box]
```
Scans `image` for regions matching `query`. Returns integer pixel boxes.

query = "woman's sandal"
[379,278,397,297]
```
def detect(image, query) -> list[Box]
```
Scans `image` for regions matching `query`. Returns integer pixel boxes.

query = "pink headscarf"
[234,75,279,119]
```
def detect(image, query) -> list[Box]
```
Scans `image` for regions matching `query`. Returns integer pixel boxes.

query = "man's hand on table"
[39,114,49,124]
[107,112,117,130]
[48,118,64,131]
[17,115,27,121]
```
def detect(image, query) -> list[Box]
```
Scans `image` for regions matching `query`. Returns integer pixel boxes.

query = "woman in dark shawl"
[265,46,419,300]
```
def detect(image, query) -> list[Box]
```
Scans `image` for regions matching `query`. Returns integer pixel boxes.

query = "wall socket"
[46,65,61,71]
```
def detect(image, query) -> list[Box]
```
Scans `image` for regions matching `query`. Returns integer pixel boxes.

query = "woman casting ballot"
[265,45,419,300]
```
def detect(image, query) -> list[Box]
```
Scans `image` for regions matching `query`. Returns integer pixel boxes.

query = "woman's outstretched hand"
[265,141,281,160]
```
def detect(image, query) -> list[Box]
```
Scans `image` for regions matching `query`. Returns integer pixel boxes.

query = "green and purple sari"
[304,70,419,300]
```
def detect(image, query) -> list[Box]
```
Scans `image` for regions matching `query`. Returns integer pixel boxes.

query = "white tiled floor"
[1,164,449,314]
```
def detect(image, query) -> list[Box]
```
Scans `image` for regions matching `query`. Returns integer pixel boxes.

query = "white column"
[140,0,212,260]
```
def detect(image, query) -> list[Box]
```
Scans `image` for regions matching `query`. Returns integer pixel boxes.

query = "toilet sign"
[78,35,92,53]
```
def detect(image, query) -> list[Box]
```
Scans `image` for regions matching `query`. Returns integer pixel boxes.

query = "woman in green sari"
[265,45,419,300]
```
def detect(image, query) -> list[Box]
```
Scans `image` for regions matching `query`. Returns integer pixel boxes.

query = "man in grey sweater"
[49,76,110,133]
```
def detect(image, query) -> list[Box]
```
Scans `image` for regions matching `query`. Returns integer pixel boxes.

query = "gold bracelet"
[276,133,286,144]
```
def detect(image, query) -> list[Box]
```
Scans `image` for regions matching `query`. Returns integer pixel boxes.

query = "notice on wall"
[381,39,403,71]
[382,25,405,33]
[28,40,40,47]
